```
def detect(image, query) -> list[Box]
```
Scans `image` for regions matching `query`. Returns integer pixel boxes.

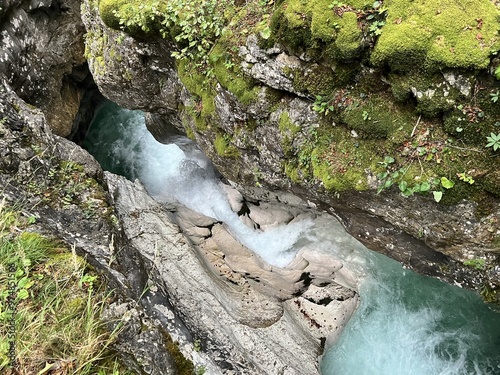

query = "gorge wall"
[82,0,500,302]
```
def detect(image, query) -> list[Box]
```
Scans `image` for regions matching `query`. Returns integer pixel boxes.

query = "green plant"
[329,1,347,8]
[195,365,207,375]
[111,0,230,68]
[486,132,500,151]
[463,258,486,270]
[440,176,455,189]
[457,172,475,185]
[0,203,129,374]
[495,66,500,80]
[193,339,202,352]
[312,95,334,116]
[490,91,499,103]
[368,20,385,36]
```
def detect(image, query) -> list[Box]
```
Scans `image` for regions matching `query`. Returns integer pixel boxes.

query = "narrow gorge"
[0,0,499,374]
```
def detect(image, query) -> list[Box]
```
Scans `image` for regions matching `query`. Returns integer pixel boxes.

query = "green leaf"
[433,191,443,202]
[398,181,407,192]
[260,26,271,40]
[16,289,29,300]
[440,177,455,189]
[384,156,395,164]
[420,182,431,192]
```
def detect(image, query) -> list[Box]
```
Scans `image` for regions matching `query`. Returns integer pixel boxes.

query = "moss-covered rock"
[443,86,500,145]
[343,95,414,139]
[271,0,366,61]
[372,0,500,73]
[210,44,259,105]
[334,11,364,60]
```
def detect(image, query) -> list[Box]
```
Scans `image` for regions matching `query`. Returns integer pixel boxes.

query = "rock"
[220,183,245,214]
[106,173,360,374]
[81,1,184,118]
[0,0,88,136]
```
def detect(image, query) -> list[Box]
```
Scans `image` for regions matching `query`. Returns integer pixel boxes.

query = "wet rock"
[106,172,360,374]
[0,0,88,136]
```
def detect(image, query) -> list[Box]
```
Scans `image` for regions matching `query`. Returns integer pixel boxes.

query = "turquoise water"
[83,101,500,375]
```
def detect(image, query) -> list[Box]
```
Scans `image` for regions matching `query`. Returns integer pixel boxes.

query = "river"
[82,100,500,375]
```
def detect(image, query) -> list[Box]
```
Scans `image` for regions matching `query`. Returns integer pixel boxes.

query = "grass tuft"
[0,200,132,374]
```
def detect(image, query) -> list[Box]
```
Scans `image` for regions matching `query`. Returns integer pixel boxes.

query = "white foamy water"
[83,101,500,375]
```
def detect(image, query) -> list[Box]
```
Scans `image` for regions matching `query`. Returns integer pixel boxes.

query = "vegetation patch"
[343,94,415,139]
[371,0,500,72]
[0,203,129,374]
[209,43,260,105]
[214,133,239,158]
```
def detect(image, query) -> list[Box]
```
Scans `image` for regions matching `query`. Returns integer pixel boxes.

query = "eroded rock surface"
[106,172,359,374]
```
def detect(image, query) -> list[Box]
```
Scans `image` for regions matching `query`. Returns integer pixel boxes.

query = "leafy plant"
[193,339,202,352]
[329,0,347,8]
[368,20,385,36]
[495,66,500,80]
[113,0,230,68]
[490,91,499,103]
[432,191,443,202]
[457,172,475,185]
[312,95,335,116]
[486,132,500,151]
[440,176,455,189]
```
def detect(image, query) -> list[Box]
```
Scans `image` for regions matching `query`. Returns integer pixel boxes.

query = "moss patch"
[271,0,366,60]
[372,0,500,72]
[210,43,259,105]
[343,94,415,139]
[334,11,364,60]
[214,133,239,158]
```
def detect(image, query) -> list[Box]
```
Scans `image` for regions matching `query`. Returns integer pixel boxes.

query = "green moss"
[443,88,500,145]
[372,0,500,72]
[98,0,130,30]
[177,59,217,131]
[270,0,314,52]
[334,12,363,60]
[271,0,366,61]
[160,329,195,375]
[279,111,301,135]
[210,44,259,105]
[290,64,335,96]
[309,0,341,43]
[214,133,239,158]
[480,170,500,197]
[343,95,414,139]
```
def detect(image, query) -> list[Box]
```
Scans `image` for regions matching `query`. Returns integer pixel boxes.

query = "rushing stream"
[83,101,500,375]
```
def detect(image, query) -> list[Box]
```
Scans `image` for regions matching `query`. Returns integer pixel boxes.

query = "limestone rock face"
[0,0,88,136]
[81,1,184,125]
[78,0,500,303]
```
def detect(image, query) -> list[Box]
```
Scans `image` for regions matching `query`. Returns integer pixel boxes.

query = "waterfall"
[83,101,500,375]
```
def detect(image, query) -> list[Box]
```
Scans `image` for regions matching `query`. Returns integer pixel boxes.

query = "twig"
[411,115,421,137]
[447,145,484,153]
